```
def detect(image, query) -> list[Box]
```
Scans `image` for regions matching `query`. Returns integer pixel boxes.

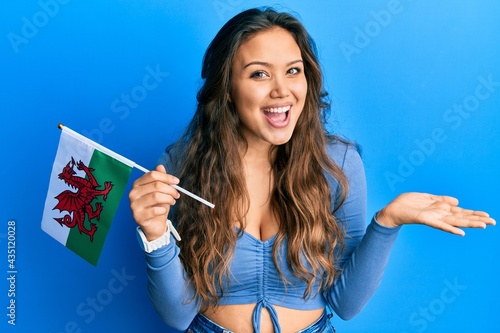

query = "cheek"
[293,79,308,107]
[293,77,307,97]
[235,84,267,109]
[292,80,308,121]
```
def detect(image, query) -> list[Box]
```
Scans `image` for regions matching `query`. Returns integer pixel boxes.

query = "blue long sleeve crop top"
[143,141,400,332]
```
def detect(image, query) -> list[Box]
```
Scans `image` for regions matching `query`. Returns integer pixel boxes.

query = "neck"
[241,140,275,170]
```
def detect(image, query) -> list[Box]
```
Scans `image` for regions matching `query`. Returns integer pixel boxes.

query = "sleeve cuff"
[145,237,181,269]
[370,212,402,234]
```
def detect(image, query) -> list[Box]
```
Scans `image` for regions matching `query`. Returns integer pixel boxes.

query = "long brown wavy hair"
[166,7,349,308]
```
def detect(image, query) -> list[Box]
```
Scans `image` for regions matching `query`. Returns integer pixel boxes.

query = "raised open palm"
[376,192,496,236]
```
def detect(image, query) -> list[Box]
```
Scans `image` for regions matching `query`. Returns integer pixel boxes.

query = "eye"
[287,67,301,75]
[250,71,268,79]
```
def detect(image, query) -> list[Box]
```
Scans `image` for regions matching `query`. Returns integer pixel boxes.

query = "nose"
[270,75,290,99]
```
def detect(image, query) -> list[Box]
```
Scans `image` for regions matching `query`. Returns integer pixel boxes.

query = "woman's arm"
[129,163,200,330]
[323,144,495,320]
[323,143,400,319]
[144,238,200,330]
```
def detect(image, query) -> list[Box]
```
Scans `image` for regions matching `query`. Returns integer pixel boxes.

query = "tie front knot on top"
[225,230,325,333]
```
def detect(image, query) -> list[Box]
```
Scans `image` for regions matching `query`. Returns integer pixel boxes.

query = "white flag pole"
[58,124,215,209]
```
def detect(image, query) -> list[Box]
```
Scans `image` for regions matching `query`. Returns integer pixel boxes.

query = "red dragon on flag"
[42,125,208,265]
[52,157,113,242]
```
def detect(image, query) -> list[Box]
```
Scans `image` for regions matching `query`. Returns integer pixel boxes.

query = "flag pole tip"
[58,123,64,130]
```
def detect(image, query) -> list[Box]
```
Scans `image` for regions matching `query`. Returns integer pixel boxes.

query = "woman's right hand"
[129,164,180,241]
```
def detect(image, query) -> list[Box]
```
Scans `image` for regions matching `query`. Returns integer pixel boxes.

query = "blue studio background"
[1,1,499,332]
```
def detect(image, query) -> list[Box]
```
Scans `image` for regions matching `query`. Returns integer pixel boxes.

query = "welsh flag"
[41,125,133,266]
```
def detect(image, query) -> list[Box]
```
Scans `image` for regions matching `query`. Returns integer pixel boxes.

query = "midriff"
[203,304,324,333]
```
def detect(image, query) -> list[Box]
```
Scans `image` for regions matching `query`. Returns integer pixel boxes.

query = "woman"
[129,7,495,333]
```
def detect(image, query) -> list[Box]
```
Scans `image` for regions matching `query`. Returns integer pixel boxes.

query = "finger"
[430,220,466,236]
[443,214,497,229]
[443,215,487,229]
[448,207,485,222]
[129,182,179,225]
[156,164,166,173]
[132,206,170,240]
[129,179,180,202]
[150,166,180,186]
[450,206,474,215]
[474,215,496,226]
[431,195,459,206]
[473,211,492,217]
[133,205,170,227]
[449,207,496,225]
[450,206,491,217]
[154,164,183,185]
[486,217,497,226]
[130,195,173,228]
[417,212,466,236]
[132,165,180,187]
[470,211,494,221]
[130,190,178,213]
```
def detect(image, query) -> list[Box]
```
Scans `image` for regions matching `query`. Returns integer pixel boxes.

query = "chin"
[269,135,293,146]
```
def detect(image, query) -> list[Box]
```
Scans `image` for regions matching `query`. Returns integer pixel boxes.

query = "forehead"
[233,27,302,66]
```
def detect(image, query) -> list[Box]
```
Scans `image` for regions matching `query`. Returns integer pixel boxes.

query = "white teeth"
[263,105,291,113]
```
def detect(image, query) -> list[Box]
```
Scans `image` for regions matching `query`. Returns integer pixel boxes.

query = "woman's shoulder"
[325,135,362,171]
[156,141,186,171]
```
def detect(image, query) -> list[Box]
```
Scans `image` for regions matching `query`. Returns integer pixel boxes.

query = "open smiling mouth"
[262,105,291,128]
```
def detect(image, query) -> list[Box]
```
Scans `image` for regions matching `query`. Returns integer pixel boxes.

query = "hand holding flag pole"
[133,164,214,208]
[43,124,213,266]
[58,124,215,209]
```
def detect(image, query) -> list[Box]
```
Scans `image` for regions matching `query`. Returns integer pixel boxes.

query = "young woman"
[128,7,495,333]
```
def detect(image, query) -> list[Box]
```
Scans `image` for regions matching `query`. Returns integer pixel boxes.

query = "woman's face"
[230,27,307,149]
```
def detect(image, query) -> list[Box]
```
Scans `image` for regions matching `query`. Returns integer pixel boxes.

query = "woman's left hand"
[376,192,496,236]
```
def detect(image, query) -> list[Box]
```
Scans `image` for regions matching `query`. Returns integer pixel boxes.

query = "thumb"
[155,164,167,173]
[433,195,459,206]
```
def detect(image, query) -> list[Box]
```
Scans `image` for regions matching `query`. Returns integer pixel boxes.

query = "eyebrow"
[243,59,303,69]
